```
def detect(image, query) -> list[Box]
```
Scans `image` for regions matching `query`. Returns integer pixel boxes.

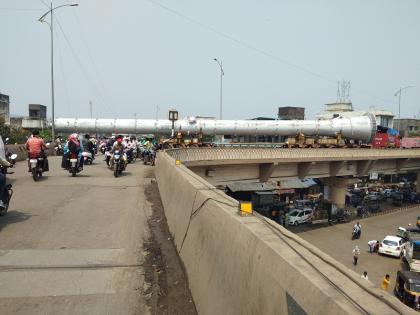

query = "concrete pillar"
[416,171,420,193]
[322,177,359,211]
[330,185,347,209]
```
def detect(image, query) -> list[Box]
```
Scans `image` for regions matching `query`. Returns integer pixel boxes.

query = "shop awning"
[278,179,317,189]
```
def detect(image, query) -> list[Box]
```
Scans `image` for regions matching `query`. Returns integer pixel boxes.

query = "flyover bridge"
[155,149,419,315]
[166,147,420,209]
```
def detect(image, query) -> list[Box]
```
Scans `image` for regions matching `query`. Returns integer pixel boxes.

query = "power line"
[53,15,112,115]
[0,8,42,11]
[71,8,113,111]
[146,0,395,106]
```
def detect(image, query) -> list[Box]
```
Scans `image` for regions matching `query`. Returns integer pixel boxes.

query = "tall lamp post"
[394,85,414,134]
[213,58,224,120]
[38,2,78,141]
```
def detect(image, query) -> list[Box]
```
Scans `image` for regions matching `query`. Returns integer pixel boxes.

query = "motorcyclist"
[25,130,48,172]
[0,156,12,209]
[111,135,127,168]
[62,133,84,170]
[82,134,94,160]
[353,222,362,237]
[104,136,115,166]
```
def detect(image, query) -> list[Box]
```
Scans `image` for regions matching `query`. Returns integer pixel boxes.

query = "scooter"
[67,153,82,177]
[82,151,93,165]
[0,153,16,216]
[55,143,63,156]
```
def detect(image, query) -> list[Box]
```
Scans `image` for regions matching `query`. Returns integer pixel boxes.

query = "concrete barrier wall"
[5,144,28,161]
[155,152,415,315]
[5,144,55,161]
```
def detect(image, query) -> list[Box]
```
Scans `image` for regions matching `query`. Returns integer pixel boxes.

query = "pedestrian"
[380,274,390,291]
[367,240,379,253]
[352,245,360,265]
[361,271,369,281]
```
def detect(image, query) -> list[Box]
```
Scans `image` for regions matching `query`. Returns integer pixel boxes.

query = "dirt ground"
[144,171,197,315]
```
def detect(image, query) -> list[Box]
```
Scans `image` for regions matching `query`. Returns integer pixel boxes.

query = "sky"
[0,0,419,120]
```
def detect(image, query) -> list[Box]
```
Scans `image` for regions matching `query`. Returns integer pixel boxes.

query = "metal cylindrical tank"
[55,113,376,142]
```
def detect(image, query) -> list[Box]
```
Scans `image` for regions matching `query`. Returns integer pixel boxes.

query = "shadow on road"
[0,210,33,232]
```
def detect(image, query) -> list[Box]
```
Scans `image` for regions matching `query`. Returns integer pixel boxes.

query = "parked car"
[408,192,420,204]
[366,191,382,201]
[392,192,404,206]
[287,208,314,226]
[381,188,394,199]
[378,235,407,257]
[293,200,314,210]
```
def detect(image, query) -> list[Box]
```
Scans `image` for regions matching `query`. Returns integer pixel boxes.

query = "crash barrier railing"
[166,147,420,163]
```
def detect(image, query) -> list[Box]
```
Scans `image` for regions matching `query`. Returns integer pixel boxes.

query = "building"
[22,104,47,130]
[394,118,420,136]
[0,93,10,124]
[317,104,395,129]
[278,106,305,120]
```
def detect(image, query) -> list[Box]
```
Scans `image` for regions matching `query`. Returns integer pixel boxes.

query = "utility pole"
[38,2,78,141]
[89,100,93,118]
[213,58,224,120]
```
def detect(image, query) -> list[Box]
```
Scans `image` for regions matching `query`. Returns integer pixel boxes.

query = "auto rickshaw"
[394,270,420,311]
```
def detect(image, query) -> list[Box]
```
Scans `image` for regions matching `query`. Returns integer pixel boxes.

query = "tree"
[0,117,31,144]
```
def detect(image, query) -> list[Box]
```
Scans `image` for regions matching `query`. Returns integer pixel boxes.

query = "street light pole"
[213,58,224,120]
[39,2,78,141]
[394,85,414,134]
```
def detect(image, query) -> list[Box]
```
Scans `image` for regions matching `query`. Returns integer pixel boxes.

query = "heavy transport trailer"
[54,113,420,148]
[55,113,378,143]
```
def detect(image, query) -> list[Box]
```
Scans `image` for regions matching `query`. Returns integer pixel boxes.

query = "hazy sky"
[1,0,419,120]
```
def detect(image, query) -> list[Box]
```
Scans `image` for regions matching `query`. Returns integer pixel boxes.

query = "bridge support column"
[322,177,359,210]
[417,171,420,193]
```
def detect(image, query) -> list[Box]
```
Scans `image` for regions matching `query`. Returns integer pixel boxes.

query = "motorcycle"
[111,150,125,177]
[351,227,361,240]
[126,148,136,163]
[105,150,112,166]
[5,151,17,165]
[29,155,45,181]
[143,149,156,166]
[67,153,81,177]
[55,143,63,156]
[0,154,16,216]
[82,151,93,165]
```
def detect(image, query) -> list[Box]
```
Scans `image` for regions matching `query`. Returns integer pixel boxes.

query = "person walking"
[352,245,360,265]
[381,274,390,291]
[361,271,369,281]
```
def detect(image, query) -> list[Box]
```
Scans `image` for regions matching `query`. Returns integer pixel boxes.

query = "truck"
[401,228,420,273]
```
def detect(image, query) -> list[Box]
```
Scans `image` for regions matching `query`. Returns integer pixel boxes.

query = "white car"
[378,235,407,257]
[287,208,313,226]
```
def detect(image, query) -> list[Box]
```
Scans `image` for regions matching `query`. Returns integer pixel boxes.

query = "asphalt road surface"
[294,205,420,293]
[0,156,196,315]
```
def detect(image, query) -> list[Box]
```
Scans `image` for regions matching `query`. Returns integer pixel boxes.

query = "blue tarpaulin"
[387,128,399,136]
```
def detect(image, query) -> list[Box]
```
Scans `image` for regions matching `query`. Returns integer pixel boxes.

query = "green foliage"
[0,117,31,144]
[39,129,52,141]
